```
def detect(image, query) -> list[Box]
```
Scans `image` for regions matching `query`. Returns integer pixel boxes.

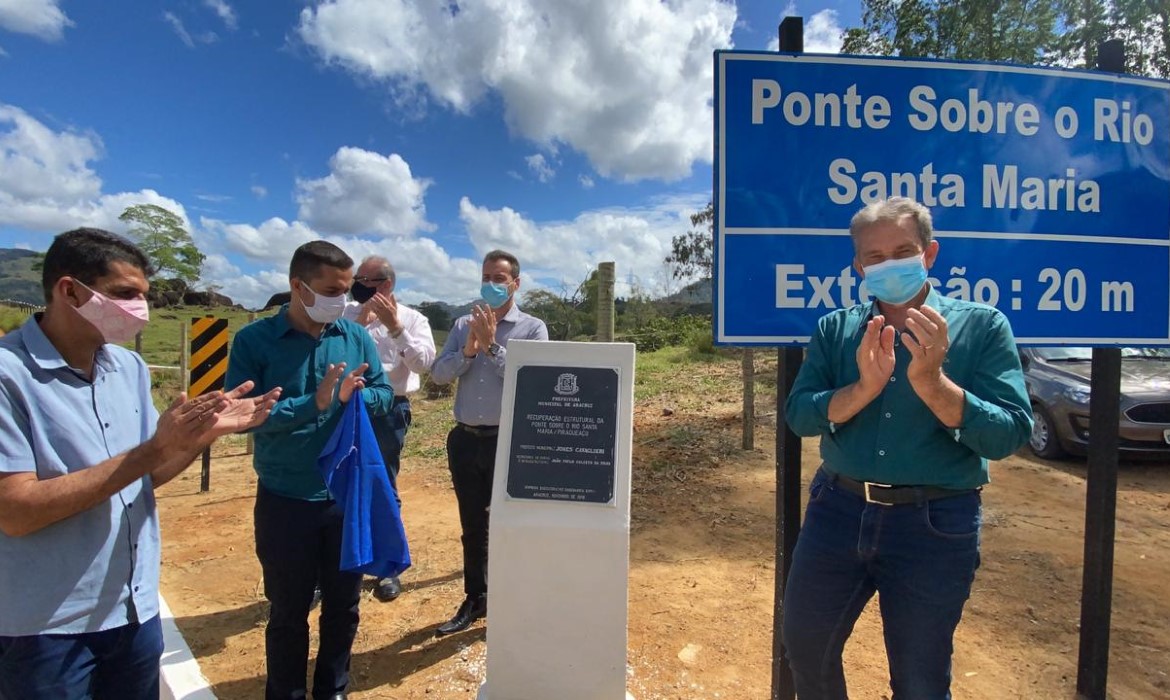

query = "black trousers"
[369,395,412,507]
[254,485,363,700]
[446,426,498,597]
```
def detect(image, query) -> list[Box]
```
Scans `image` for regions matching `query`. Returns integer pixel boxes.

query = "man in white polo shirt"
[344,255,436,602]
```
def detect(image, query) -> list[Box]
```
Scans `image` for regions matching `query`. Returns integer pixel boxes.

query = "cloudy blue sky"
[0,0,853,308]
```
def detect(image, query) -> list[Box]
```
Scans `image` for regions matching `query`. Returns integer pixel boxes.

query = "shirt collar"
[275,304,345,338]
[500,303,522,323]
[20,313,122,374]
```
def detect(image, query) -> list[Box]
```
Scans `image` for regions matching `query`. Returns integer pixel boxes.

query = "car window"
[1120,347,1170,359]
[1031,347,1170,361]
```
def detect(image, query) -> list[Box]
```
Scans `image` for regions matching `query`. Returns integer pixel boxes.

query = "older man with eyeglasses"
[343,255,436,602]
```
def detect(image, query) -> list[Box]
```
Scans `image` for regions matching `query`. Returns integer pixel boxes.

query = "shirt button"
[127,503,133,509]
[885,413,891,418]
[889,377,896,383]
[134,585,139,592]
[104,423,110,428]
[879,450,886,456]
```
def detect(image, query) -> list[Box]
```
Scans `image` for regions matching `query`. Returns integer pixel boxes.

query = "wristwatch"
[488,342,502,357]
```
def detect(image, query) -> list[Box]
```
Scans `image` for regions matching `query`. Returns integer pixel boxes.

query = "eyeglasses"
[354,276,390,285]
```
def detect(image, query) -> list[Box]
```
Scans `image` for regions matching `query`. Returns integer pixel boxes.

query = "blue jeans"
[782,469,982,700]
[0,615,163,700]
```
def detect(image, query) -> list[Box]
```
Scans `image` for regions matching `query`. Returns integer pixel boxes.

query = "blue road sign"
[714,52,1170,345]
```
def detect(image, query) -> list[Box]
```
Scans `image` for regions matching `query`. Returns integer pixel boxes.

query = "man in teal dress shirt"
[227,241,393,700]
[783,197,1032,700]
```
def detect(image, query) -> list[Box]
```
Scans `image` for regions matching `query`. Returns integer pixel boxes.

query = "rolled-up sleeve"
[0,381,35,473]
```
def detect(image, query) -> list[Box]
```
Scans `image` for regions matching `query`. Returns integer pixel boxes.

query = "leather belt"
[827,470,977,506]
[457,422,499,437]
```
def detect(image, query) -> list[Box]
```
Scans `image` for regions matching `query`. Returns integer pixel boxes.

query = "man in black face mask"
[342,255,436,602]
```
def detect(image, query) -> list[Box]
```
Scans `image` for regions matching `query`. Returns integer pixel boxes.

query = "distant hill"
[664,278,712,304]
[0,249,44,305]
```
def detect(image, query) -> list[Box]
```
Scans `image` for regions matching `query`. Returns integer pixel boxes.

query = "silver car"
[1020,346,1170,459]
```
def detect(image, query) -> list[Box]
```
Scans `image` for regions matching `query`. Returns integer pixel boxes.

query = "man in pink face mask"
[0,228,281,700]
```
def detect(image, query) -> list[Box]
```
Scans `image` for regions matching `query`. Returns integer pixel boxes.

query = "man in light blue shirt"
[430,249,548,636]
[0,229,279,700]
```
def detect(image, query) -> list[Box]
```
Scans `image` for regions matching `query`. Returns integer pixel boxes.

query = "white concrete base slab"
[158,595,217,700]
[477,685,634,700]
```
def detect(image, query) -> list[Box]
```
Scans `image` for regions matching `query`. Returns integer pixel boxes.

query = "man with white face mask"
[227,241,394,700]
[430,249,548,636]
[0,228,280,699]
[782,198,1033,699]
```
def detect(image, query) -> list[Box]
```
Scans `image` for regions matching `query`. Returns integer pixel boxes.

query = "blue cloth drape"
[317,391,411,578]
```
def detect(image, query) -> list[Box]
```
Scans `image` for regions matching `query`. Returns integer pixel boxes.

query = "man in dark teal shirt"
[783,197,1032,700]
[227,241,393,700]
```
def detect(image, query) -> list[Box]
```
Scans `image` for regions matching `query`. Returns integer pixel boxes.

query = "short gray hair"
[360,255,396,287]
[849,197,934,248]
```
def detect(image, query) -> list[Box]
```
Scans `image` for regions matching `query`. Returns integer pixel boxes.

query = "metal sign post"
[714,25,1168,700]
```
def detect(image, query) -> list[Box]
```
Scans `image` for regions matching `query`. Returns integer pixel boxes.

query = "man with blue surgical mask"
[430,249,548,636]
[227,241,394,700]
[782,197,1033,699]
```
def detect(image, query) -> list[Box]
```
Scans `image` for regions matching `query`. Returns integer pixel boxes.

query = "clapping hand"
[469,304,497,350]
[856,315,896,396]
[368,292,403,336]
[903,305,949,389]
[204,381,282,438]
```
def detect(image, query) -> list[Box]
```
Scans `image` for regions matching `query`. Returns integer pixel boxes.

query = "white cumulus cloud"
[0,104,189,233]
[458,192,710,298]
[768,8,842,53]
[203,0,237,30]
[0,0,72,41]
[525,153,555,183]
[296,147,434,236]
[198,215,483,307]
[297,0,736,182]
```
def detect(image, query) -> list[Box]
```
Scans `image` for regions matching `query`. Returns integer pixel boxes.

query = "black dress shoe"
[374,576,402,602]
[435,595,487,636]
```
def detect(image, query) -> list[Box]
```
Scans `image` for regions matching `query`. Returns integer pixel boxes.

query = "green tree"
[118,204,205,284]
[415,301,452,332]
[841,0,1059,64]
[664,202,714,281]
[841,0,1167,78]
[522,280,593,341]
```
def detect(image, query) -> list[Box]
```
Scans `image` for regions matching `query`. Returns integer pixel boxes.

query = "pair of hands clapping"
[315,362,369,412]
[154,381,282,453]
[462,304,498,358]
[856,305,950,397]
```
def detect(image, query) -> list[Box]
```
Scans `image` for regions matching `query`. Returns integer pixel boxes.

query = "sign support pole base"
[476,685,634,700]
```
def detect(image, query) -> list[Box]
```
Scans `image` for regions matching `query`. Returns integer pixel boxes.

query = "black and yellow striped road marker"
[189,316,228,493]
[189,316,228,397]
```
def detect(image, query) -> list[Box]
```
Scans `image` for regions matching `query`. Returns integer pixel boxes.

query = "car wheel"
[1029,403,1068,459]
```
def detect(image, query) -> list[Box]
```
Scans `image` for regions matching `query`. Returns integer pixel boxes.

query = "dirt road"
[158,376,1170,699]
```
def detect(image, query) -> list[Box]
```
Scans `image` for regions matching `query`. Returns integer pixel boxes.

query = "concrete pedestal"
[477,341,635,700]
